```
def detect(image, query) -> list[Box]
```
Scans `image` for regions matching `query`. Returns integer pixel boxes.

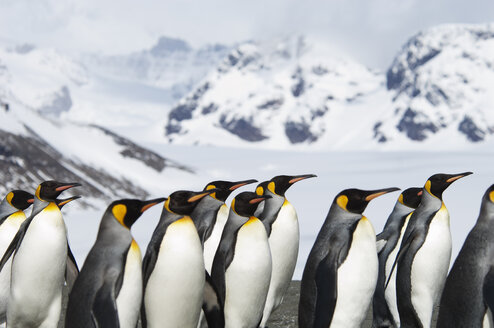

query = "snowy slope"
[0,95,192,206]
[165,25,494,150]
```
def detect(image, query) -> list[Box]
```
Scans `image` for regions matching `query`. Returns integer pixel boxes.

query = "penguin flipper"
[484,266,494,312]
[385,231,415,289]
[0,217,32,272]
[91,269,120,328]
[203,270,225,328]
[65,240,79,292]
[376,239,387,254]
[313,236,347,328]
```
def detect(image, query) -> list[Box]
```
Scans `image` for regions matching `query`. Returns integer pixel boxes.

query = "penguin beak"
[141,197,167,213]
[288,174,317,184]
[57,196,82,208]
[188,189,219,203]
[364,187,400,201]
[55,182,82,192]
[417,190,423,196]
[27,198,34,204]
[229,179,258,191]
[445,172,473,183]
[249,195,271,204]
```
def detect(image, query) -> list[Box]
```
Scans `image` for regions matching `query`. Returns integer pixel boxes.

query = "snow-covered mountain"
[0,48,192,205]
[376,24,494,145]
[165,25,494,150]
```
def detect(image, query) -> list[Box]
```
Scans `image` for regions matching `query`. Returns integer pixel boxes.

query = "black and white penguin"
[142,189,217,328]
[373,187,422,328]
[299,187,399,328]
[191,179,257,273]
[0,190,34,323]
[391,172,472,328]
[65,197,165,328]
[437,184,494,327]
[255,174,316,328]
[0,180,80,327]
[211,191,271,328]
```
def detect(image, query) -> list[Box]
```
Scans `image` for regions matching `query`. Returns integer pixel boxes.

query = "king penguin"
[437,184,494,327]
[211,191,272,328]
[65,197,165,328]
[191,179,257,273]
[142,189,217,328]
[390,172,472,328]
[0,190,34,324]
[373,187,422,328]
[0,180,80,327]
[298,187,399,328]
[255,174,316,328]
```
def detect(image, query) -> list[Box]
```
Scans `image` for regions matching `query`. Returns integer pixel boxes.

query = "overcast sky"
[1,0,494,68]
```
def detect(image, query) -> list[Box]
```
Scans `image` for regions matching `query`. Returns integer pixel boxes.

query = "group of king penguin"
[1,171,494,328]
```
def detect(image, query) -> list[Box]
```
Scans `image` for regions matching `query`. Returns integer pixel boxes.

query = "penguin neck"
[382,201,415,232]
[190,195,223,242]
[31,197,51,218]
[420,188,443,212]
[0,199,16,221]
[259,190,285,223]
[158,209,187,227]
[227,208,250,232]
[98,214,133,245]
[478,200,494,224]
[325,202,362,224]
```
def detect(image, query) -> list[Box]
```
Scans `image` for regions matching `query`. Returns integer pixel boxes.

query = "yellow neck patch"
[112,204,128,228]
[490,191,494,203]
[256,186,264,196]
[425,180,432,194]
[206,185,217,200]
[244,216,257,226]
[398,194,404,205]
[35,185,42,201]
[6,192,14,206]
[231,198,237,214]
[267,182,276,194]
[337,195,348,210]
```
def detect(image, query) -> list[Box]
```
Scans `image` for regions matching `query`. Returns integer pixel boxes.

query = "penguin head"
[261,174,317,197]
[231,191,271,217]
[110,198,166,228]
[334,187,400,214]
[484,185,494,206]
[35,180,82,202]
[56,196,82,209]
[165,190,219,215]
[255,181,270,196]
[5,190,34,210]
[424,172,473,199]
[398,187,423,209]
[203,179,258,202]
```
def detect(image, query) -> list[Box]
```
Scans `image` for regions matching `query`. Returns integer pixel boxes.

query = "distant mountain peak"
[150,36,192,56]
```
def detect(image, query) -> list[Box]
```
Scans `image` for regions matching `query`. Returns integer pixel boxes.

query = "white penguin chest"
[144,217,205,328]
[224,217,272,328]
[9,204,67,324]
[411,205,452,327]
[331,217,378,328]
[268,202,299,288]
[203,204,229,273]
[116,240,142,328]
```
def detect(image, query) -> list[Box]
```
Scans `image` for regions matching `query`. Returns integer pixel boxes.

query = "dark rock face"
[150,37,191,56]
[257,98,284,110]
[285,121,317,144]
[373,122,388,143]
[166,82,211,136]
[396,108,438,141]
[219,116,267,142]
[458,116,486,142]
[291,67,305,97]
[39,86,72,116]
